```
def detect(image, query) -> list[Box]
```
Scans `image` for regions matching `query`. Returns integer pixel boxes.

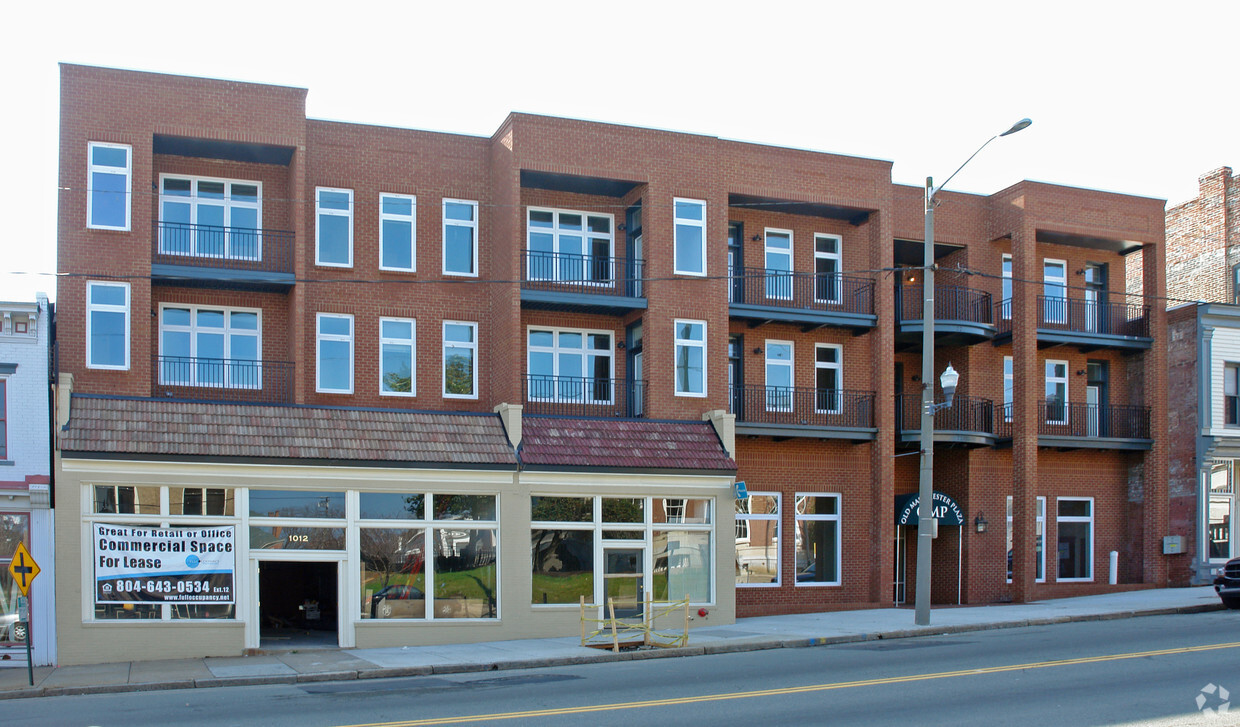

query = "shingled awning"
[61,395,518,468]
[519,417,736,473]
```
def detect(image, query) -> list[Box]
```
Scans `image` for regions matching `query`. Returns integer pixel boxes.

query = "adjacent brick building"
[54,64,1170,665]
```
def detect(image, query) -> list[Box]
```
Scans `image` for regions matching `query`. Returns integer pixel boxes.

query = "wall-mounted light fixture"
[753,347,763,355]
[617,341,627,351]
[1075,269,1086,276]
[1076,370,1086,377]
[751,234,763,242]
[975,513,988,533]
[617,223,627,232]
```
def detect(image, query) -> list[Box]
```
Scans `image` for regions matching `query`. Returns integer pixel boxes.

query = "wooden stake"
[608,597,619,653]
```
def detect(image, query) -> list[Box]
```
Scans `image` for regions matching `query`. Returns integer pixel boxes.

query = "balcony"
[729,269,876,332]
[523,376,646,418]
[729,385,876,441]
[152,222,295,290]
[153,356,294,404]
[894,282,995,349]
[895,394,996,447]
[994,297,1153,351]
[995,401,1152,450]
[520,252,646,315]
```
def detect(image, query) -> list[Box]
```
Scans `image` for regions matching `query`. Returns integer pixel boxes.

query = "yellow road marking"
[337,640,1240,727]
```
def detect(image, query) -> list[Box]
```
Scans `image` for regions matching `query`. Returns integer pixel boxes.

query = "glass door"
[728,222,744,303]
[602,547,644,619]
[1084,263,1106,333]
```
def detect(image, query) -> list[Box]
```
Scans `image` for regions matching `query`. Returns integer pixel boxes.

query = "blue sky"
[4,0,1237,303]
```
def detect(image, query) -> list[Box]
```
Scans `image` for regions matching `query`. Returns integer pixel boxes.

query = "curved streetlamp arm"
[928,118,1032,200]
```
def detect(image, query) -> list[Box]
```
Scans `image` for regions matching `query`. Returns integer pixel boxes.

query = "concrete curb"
[0,602,1224,700]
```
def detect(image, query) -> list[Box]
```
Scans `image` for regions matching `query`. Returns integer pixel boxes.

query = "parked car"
[369,584,425,619]
[1215,558,1240,609]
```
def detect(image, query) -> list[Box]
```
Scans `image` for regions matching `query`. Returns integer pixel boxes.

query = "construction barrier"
[579,594,691,652]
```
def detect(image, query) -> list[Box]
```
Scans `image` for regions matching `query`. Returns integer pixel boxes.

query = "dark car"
[1215,558,1240,609]
[369,584,425,619]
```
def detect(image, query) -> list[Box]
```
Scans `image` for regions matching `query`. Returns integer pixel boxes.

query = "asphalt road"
[8,610,1240,727]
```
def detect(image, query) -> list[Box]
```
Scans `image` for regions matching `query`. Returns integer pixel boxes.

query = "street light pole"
[913,118,1031,627]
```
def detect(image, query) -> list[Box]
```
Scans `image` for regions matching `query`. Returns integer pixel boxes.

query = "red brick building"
[53,64,1169,664]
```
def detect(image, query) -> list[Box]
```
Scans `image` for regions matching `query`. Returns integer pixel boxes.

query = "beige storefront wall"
[56,454,734,666]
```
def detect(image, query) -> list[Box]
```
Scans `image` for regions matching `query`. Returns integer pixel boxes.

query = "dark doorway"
[728,221,744,303]
[259,561,338,649]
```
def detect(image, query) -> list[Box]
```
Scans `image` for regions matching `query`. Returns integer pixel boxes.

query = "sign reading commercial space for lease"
[93,524,235,604]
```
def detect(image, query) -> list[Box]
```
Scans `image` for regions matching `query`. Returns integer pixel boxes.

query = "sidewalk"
[0,587,1225,700]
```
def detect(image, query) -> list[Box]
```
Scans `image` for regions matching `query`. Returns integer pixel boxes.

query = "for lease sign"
[93,524,235,604]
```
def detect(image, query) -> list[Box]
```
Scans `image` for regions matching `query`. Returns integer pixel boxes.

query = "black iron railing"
[153,221,294,274]
[994,401,1151,439]
[729,385,874,428]
[153,355,294,403]
[895,394,994,434]
[523,376,646,418]
[521,252,645,298]
[730,268,874,316]
[895,283,992,325]
[995,297,1150,338]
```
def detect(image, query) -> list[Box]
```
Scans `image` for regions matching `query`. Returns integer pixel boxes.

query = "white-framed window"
[673,198,706,276]
[1056,497,1093,581]
[795,493,841,586]
[526,207,615,284]
[1003,356,1014,422]
[815,344,842,414]
[379,193,417,272]
[736,492,780,587]
[674,319,706,397]
[87,142,131,230]
[764,228,793,299]
[316,187,353,267]
[765,340,793,412]
[360,491,499,621]
[0,378,7,460]
[86,281,130,370]
[527,327,613,403]
[1045,359,1068,424]
[1225,364,1240,427]
[443,199,479,277]
[443,320,478,399]
[1207,462,1236,561]
[1006,496,1046,583]
[159,175,262,260]
[815,233,842,303]
[1043,259,1067,324]
[379,317,416,397]
[1001,254,1013,320]
[316,313,354,394]
[159,304,261,389]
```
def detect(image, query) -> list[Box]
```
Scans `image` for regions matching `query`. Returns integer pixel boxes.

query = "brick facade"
[56,64,1171,636]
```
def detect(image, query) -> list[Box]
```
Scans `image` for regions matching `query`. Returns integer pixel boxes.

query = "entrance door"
[254,558,346,649]
[626,204,643,298]
[602,547,645,619]
[1084,263,1106,333]
[728,222,744,303]
[728,335,744,419]
[1086,360,1108,437]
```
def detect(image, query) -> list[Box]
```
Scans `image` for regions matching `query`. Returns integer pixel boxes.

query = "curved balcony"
[729,269,876,332]
[895,393,995,447]
[729,385,876,441]
[895,282,995,349]
[153,356,293,403]
[523,376,646,418]
[994,401,1152,450]
[994,297,1153,351]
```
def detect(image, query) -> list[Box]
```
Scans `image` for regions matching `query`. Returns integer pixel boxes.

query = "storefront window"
[360,492,424,520]
[93,485,160,515]
[433,529,497,618]
[653,530,711,601]
[654,498,711,524]
[736,493,780,586]
[530,496,592,522]
[250,526,345,550]
[1,514,30,644]
[531,530,593,605]
[360,528,426,619]
[170,487,233,516]
[602,498,644,524]
[795,494,840,586]
[433,494,496,521]
[1209,463,1235,560]
[249,490,345,518]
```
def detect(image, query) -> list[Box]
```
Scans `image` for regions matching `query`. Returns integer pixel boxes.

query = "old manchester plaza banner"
[93,524,236,604]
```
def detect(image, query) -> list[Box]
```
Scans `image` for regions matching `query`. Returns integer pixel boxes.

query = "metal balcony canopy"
[519,170,641,198]
[893,239,964,266]
[153,135,295,165]
[728,194,872,225]
[1036,229,1144,255]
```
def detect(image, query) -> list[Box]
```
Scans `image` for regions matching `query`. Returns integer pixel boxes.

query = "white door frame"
[246,551,352,649]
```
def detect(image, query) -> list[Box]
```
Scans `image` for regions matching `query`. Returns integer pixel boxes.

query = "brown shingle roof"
[519,417,736,472]
[61,396,518,467]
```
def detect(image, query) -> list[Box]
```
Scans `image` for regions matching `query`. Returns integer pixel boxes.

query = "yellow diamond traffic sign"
[8,541,40,597]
